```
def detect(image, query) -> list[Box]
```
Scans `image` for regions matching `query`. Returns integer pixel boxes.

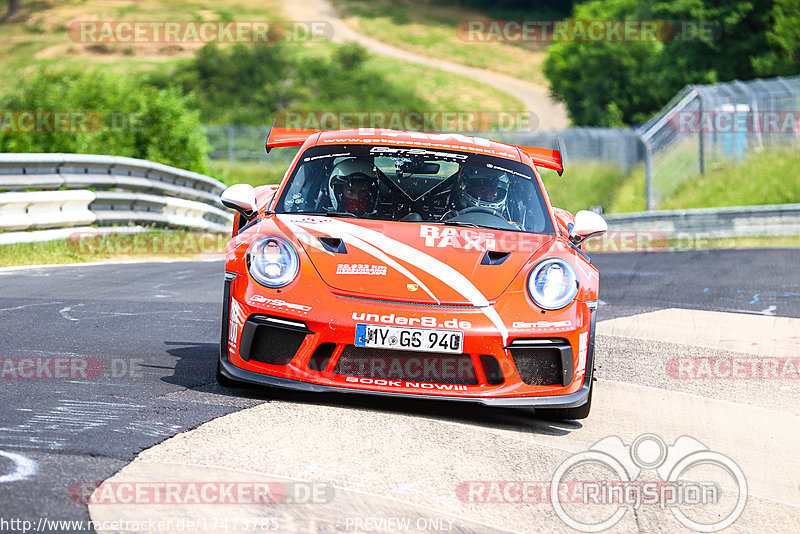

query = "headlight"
[248,236,299,288]
[527,258,579,310]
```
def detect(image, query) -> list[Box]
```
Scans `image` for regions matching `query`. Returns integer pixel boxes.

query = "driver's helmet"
[328,158,379,216]
[456,166,510,212]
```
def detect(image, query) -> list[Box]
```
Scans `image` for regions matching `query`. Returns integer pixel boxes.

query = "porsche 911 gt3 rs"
[217,127,607,419]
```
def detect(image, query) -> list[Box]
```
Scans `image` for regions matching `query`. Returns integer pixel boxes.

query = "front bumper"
[220,274,597,409]
[218,353,593,408]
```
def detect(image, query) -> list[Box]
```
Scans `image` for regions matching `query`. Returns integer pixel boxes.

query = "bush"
[160,41,431,124]
[0,70,210,173]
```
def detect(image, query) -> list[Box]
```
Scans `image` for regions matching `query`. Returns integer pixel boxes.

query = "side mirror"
[570,210,607,245]
[220,184,257,218]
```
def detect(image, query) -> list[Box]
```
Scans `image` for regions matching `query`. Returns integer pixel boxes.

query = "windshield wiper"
[291,210,357,218]
[440,220,483,228]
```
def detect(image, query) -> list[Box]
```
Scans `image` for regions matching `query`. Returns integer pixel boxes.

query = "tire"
[537,380,593,421]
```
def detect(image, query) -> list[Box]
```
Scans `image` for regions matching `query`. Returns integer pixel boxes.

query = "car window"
[276,144,554,235]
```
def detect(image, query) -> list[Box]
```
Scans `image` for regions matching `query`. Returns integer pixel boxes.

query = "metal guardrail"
[0,153,233,241]
[604,203,800,238]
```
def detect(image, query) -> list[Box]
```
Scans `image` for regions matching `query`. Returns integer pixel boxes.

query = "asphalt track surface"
[0,249,798,533]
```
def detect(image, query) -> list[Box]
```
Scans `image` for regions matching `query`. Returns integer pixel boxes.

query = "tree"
[5,0,20,19]
[543,0,800,126]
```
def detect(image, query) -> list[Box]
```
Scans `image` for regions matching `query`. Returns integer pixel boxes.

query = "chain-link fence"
[493,128,644,172]
[206,75,800,210]
[637,76,800,209]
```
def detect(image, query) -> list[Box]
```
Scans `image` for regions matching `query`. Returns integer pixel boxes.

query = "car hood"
[274,214,554,305]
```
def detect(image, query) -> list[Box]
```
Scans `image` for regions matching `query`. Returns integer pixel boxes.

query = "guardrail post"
[226,126,235,163]
[636,132,654,211]
[696,87,706,175]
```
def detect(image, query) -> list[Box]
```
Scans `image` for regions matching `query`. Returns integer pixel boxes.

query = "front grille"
[308,343,337,372]
[240,316,309,365]
[510,348,562,385]
[508,340,573,386]
[334,346,478,385]
[479,354,505,385]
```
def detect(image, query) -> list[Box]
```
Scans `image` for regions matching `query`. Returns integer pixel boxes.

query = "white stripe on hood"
[291,217,509,343]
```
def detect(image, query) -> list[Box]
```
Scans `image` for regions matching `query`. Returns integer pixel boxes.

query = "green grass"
[288,40,524,119]
[331,0,552,85]
[0,230,229,268]
[0,239,88,267]
[662,147,800,209]
[537,146,800,215]
[607,164,647,213]
[0,0,286,94]
[0,0,523,115]
[540,162,632,214]
[210,157,293,187]
[585,234,800,253]
[4,227,796,269]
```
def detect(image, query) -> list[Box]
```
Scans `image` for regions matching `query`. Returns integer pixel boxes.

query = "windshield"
[276,144,554,234]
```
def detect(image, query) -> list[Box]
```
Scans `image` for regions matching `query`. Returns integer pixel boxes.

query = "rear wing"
[515,138,566,176]
[264,120,321,153]
[264,121,566,176]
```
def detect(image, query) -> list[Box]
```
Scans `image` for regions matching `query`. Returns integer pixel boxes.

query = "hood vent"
[318,237,347,254]
[481,250,510,266]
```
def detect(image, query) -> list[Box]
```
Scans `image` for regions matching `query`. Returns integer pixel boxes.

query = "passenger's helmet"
[456,166,510,212]
[328,158,379,216]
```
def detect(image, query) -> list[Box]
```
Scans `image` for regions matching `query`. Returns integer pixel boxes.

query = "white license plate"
[355,324,464,354]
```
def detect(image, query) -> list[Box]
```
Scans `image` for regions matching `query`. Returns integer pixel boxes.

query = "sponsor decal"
[246,295,312,312]
[369,146,469,161]
[407,284,419,292]
[345,376,470,391]
[486,162,530,180]
[285,215,322,225]
[363,130,492,147]
[420,225,496,251]
[335,263,387,276]
[352,312,471,330]
[303,152,351,162]
[512,320,572,329]
[576,331,589,380]
[228,298,246,350]
[319,132,516,158]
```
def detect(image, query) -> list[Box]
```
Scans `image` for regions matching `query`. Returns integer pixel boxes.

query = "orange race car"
[217,128,607,419]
